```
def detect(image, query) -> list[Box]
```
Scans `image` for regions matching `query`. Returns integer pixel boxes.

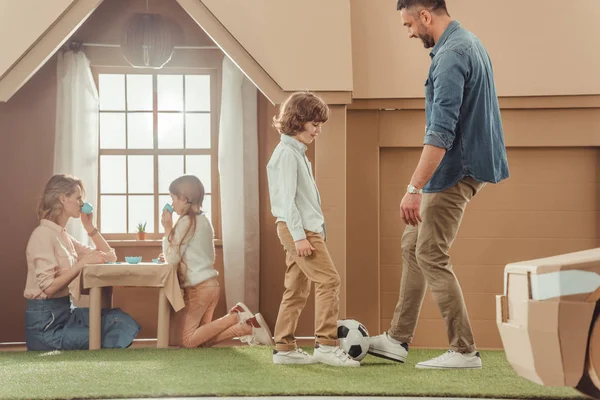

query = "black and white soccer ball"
[337,319,370,361]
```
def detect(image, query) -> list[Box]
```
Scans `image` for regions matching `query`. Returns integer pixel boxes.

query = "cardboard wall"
[350,0,600,98]
[0,0,75,78]
[0,58,58,342]
[343,106,600,349]
[201,0,353,92]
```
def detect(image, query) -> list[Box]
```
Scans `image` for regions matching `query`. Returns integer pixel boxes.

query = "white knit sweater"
[162,213,218,288]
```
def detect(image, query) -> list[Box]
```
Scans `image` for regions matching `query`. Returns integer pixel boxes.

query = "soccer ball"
[337,319,370,361]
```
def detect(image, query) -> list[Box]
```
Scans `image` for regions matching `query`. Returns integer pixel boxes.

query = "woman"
[24,174,140,350]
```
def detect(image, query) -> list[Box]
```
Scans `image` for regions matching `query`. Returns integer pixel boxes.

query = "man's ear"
[420,9,432,25]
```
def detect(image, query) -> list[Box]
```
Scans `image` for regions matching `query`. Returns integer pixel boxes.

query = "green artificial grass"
[0,347,587,400]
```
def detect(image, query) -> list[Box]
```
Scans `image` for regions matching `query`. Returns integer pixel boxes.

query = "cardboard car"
[496,248,600,399]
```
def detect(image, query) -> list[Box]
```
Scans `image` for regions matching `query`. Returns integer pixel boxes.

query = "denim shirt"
[423,21,509,192]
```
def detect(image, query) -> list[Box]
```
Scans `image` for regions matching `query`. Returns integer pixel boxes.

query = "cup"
[81,202,94,214]
[163,203,174,213]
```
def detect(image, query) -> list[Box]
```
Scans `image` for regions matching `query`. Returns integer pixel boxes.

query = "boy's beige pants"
[273,222,340,351]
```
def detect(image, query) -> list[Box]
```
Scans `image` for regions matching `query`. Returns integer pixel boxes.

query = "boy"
[266,92,359,367]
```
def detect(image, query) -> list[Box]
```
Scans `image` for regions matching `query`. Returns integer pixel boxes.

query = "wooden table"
[81,262,185,350]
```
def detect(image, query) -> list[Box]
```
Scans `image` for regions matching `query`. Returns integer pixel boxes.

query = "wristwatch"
[407,184,423,195]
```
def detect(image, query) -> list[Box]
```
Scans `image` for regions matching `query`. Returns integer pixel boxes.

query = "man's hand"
[400,193,422,226]
[295,239,316,257]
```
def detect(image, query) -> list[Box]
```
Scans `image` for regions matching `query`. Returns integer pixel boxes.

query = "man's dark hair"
[397,0,449,15]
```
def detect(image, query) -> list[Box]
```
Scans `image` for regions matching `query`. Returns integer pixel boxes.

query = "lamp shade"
[120,13,174,69]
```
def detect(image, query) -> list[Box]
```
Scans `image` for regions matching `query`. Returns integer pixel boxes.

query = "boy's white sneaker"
[368,332,408,363]
[416,350,482,369]
[273,348,317,364]
[313,344,360,367]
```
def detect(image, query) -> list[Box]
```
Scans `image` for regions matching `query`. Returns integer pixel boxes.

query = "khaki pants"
[274,222,341,351]
[388,176,485,353]
[170,278,249,348]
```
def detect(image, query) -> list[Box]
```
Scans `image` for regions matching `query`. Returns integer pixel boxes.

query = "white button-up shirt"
[266,134,325,241]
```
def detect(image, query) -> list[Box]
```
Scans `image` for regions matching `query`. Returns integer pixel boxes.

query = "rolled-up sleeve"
[424,50,469,150]
[278,151,305,241]
[29,238,58,291]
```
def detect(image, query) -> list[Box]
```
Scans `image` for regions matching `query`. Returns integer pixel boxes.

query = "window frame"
[92,66,222,241]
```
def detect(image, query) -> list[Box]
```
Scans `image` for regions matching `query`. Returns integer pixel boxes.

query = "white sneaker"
[313,344,360,367]
[244,313,274,346]
[368,333,408,363]
[416,350,482,369]
[230,302,254,344]
[230,302,254,321]
[273,348,317,365]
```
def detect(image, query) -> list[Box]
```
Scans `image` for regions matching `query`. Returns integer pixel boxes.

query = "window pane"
[126,75,153,111]
[158,194,179,234]
[128,195,154,233]
[127,113,154,149]
[99,74,125,111]
[202,194,212,218]
[128,156,154,194]
[100,155,126,193]
[157,75,183,111]
[158,113,184,149]
[185,75,210,111]
[100,195,126,233]
[100,113,126,149]
[186,155,211,192]
[185,113,211,149]
[159,155,184,193]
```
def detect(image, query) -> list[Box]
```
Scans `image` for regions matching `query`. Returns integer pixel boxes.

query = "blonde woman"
[24,174,140,350]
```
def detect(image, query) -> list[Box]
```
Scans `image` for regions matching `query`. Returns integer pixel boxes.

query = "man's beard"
[419,33,435,48]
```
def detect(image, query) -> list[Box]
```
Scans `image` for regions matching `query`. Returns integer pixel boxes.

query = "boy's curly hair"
[272,92,329,136]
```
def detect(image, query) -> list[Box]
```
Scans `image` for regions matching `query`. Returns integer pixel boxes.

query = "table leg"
[89,287,102,350]
[157,288,170,348]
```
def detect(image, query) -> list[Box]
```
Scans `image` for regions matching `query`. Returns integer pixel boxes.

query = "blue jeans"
[25,296,140,351]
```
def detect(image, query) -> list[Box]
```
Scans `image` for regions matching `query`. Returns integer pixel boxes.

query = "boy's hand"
[295,239,315,257]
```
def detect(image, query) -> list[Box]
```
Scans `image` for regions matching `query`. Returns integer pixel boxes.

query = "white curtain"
[54,50,99,245]
[219,56,260,311]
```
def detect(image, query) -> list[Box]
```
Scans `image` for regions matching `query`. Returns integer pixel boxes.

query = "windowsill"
[107,239,223,247]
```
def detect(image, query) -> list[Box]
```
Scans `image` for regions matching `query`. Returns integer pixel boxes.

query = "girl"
[160,175,272,348]
[24,174,140,350]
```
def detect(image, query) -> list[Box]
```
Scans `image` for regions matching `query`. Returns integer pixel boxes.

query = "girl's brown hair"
[272,91,329,136]
[166,175,205,284]
[37,174,85,223]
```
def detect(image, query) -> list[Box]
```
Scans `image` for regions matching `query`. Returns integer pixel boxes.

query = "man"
[368,0,509,369]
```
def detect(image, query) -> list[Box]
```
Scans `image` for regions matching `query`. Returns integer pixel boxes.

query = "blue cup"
[81,202,94,214]
[163,203,174,213]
